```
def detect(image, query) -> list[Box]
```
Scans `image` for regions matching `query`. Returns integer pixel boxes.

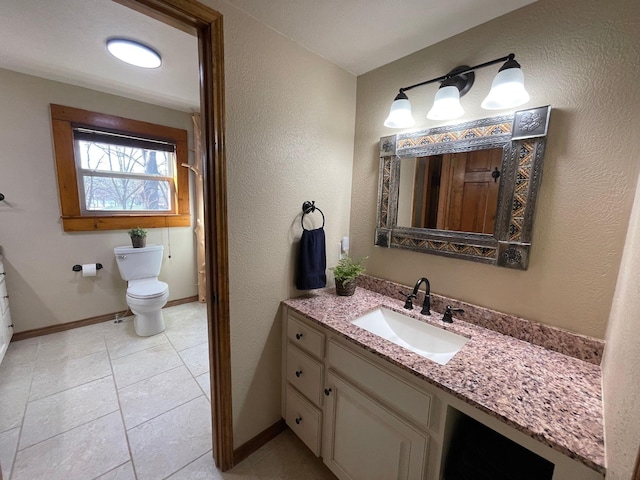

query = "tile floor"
[0,302,335,480]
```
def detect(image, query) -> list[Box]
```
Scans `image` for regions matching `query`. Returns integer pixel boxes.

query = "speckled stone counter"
[282,285,605,475]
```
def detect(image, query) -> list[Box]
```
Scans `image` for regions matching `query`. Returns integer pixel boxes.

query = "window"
[50,104,190,231]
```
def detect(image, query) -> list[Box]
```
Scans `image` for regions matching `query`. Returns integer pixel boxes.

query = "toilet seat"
[127,278,169,300]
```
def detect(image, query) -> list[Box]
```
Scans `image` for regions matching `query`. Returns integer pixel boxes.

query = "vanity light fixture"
[384,53,530,128]
[106,38,162,69]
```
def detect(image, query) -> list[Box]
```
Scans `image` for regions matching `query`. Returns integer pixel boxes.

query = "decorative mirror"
[375,105,551,270]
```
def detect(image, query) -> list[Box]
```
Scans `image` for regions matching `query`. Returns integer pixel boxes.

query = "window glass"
[75,137,175,213]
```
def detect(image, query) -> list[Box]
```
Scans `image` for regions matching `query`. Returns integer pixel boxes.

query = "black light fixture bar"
[397,53,515,95]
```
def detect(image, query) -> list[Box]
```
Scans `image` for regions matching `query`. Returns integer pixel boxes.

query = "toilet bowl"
[114,245,169,337]
[126,278,169,336]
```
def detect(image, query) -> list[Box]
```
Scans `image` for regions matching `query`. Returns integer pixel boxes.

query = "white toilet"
[114,244,169,336]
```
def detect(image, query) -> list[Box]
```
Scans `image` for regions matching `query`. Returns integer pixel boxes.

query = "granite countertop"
[283,286,605,474]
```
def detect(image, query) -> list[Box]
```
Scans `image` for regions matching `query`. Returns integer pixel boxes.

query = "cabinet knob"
[295,333,303,340]
[8,324,13,328]
[2,295,8,299]
[295,370,302,377]
[295,416,302,425]
[324,388,332,396]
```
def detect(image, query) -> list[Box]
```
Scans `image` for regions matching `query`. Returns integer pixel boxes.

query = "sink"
[351,307,469,365]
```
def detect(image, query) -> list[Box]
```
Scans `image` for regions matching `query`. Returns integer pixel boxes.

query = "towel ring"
[301,201,325,230]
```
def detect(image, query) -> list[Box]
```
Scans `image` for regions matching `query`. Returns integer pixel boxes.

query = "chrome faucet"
[400,277,431,314]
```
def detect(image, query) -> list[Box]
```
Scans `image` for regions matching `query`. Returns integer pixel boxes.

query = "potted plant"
[330,255,367,296]
[128,227,147,248]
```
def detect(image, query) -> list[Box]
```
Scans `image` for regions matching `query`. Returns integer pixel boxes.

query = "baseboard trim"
[233,419,287,466]
[11,295,199,341]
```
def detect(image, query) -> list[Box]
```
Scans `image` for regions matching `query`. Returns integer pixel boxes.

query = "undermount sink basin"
[351,307,469,365]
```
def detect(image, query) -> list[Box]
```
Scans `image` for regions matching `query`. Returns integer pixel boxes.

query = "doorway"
[120,0,232,470]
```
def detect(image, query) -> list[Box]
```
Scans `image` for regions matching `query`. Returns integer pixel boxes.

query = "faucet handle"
[442,305,464,323]
[399,291,416,310]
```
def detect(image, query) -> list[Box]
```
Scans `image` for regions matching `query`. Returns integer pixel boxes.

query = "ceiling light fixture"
[106,38,162,69]
[384,53,530,128]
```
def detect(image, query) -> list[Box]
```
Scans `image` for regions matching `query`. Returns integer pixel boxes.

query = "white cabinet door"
[323,371,429,480]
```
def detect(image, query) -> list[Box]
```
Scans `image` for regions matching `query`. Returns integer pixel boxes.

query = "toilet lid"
[127,279,169,299]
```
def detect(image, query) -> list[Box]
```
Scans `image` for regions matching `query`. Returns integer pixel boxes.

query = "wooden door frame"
[116,0,233,470]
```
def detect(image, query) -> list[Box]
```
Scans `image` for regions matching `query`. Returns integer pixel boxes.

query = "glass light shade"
[481,67,530,110]
[384,98,415,128]
[427,86,464,120]
[107,39,162,69]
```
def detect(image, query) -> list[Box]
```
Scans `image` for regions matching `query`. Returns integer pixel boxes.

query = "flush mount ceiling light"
[106,38,162,69]
[384,53,530,128]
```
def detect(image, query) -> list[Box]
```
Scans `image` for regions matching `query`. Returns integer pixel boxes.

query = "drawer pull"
[8,324,13,328]
[324,388,332,396]
[295,370,302,377]
[295,416,302,424]
[2,295,8,299]
[295,333,303,340]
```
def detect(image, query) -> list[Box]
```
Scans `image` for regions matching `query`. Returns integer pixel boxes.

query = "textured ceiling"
[224,0,537,75]
[0,0,200,111]
[0,0,536,110]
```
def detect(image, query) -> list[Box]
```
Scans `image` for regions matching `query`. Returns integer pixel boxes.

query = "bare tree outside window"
[77,140,174,212]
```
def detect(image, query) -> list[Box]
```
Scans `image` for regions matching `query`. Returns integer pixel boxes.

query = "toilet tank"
[114,244,164,281]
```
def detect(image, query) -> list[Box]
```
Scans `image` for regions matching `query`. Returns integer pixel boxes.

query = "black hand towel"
[296,227,327,290]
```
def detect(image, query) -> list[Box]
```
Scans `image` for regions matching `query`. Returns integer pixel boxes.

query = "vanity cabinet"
[282,306,604,480]
[0,256,13,364]
[323,371,429,480]
[283,308,435,479]
[282,312,326,456]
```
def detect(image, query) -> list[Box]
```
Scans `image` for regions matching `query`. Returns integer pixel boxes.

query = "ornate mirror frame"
[375,105,551,270]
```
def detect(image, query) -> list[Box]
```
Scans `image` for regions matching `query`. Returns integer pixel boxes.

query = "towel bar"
[301,201,325,229]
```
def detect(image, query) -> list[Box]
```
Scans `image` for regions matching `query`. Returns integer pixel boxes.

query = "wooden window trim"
[50,103,191,231]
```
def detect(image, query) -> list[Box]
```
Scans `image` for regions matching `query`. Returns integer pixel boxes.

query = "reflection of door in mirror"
[400,148,502,234]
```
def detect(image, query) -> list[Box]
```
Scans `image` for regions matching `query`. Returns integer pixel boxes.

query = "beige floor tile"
[0,358,35,389]
[165,316,208,352]
[1,339,39,368]
[119,366,202,429]
[179,342,210,377]
[128,396,212,480]
[0,383,30,432]
[95,461,136,479]
[104,318,169,360]
[230,430,336,479]
[0,427,20,480]
[29,350,111,401]
[111,343,182,389]
[164,303,207,328]
[196,372,211,400]
[20,376,119,449]
[11,411,130,480]
[166,451,222,479]
[36,327,106,364]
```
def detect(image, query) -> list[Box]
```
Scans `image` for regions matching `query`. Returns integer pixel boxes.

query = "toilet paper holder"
[72,263,103,272]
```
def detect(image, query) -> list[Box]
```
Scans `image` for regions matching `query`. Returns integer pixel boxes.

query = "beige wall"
[351,0,640,339]
[0,68,197,332]
[200,1,356,447]
[602,169,640,480]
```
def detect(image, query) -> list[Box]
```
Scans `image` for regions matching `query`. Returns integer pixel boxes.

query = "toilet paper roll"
[82,263,97,277]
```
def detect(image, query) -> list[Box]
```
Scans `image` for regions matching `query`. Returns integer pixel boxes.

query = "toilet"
[114,244,169,336]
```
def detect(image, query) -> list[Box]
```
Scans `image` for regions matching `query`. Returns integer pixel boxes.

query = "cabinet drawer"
[327,340,432,429]
[287,312,325,359]
[285,385,322,456]
[287,344,323,406]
